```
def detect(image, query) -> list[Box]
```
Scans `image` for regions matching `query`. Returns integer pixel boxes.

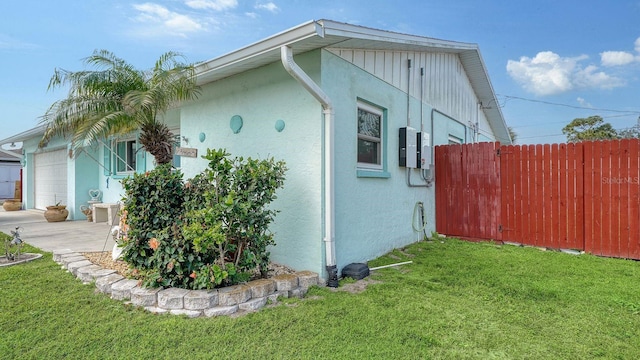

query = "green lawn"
[1,235,640,359]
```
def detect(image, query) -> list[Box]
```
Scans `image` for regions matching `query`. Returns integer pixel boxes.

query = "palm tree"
[40,50,200,165]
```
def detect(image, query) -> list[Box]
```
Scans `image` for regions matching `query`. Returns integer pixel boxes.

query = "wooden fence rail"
[435,139,640,260]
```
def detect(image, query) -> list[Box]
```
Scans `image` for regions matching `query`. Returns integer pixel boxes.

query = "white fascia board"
[195,20,324,85]
[0,124,46,146]
[462,48,511,144]
[318,19,478,51]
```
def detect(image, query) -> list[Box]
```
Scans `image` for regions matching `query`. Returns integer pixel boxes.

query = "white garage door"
[34,149,67,210]
[0,163,21,199]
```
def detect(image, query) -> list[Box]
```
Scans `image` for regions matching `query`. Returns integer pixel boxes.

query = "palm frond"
[41,49,200,163]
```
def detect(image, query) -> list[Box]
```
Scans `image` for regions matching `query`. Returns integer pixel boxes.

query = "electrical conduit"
[280,46,338,287]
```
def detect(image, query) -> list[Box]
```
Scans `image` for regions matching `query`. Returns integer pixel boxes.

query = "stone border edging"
[53,249,320,318]
[0,253,43,267]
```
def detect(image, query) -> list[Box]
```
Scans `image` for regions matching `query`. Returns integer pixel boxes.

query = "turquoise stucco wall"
[322,50,437,271]
[178,51,325,275]
[72,147,100,219]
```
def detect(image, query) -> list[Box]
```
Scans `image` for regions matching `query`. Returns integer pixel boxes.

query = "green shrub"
[183,149,287,286]
[120,164,200,288]
[120,150,286,289]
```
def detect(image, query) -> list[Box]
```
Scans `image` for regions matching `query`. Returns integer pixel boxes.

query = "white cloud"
[185,0,238,11]
[506,51,624,96]
[255,2,279,13]
[574,64,625,89]
[600,51,636,67]
[132,3,203,37]
[576,97,592,108]
[245,12,259,19]
[600,37,640,66]
[0,34,38,50]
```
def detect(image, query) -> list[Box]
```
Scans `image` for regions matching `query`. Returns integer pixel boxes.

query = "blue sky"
[2,0,640,145]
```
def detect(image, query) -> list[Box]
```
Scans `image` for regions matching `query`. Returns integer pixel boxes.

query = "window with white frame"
[171,132,181,169]
[357,101,384,169]
[115,139,137,174]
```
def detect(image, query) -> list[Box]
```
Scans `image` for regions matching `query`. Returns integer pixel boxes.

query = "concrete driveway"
[0,208,116,253]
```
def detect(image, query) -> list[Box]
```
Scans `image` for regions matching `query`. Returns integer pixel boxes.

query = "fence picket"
[558,144,568,249]
[629,140,640,259]
[619,139,631,258]
[575,142,585,251]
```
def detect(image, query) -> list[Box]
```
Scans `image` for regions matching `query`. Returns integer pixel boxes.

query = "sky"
[1,0,640,146]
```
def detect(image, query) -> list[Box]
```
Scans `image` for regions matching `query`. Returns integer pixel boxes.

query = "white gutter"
[280,45,338,287]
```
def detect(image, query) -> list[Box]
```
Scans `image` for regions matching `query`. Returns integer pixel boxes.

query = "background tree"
[40,50,200,164]
[562,115,618,142]
[617,124,640,139]
[508,126,518,144]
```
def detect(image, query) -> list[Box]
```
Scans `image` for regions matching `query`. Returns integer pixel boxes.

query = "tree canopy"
[562,115,619,143]
[508,126,518,144]
[40,50,200,164]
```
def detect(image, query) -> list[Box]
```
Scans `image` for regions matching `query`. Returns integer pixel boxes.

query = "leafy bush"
[119,150,286,289]
[183,149,287,285]
[120,164,200,288]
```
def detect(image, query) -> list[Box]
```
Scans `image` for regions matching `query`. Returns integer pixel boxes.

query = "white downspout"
[280,46,338,287]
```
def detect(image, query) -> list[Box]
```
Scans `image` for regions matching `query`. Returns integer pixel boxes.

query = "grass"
[2,237,640,359]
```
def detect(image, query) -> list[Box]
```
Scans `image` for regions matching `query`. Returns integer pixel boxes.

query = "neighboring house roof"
[0,148,21,162]
[194,19,511,144]
[0,124,46,147]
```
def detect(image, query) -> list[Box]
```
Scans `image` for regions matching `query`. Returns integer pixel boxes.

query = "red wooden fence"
[435,139,640,260]
[435,142,501,241]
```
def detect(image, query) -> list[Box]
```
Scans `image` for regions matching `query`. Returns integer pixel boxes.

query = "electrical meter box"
[417,132,431,169]
[399,127,417,168]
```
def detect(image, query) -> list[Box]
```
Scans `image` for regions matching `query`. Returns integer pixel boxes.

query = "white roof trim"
[0,124,46,146]
[194,19,510,144]
[0,148,21,160]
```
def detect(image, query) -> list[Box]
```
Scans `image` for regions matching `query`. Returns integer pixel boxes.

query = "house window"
[115,139,137,174]
[171,132,181,169]
[357,102,383,169]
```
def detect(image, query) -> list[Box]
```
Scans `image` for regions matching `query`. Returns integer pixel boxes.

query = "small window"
[115,139,137,174]
[171,132,181,168]
[357,102,383,169]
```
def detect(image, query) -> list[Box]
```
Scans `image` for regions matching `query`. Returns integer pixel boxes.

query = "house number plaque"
[175,147,198,158]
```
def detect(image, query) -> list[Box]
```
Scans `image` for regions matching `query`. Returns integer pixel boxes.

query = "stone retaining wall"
[53,249,319,318]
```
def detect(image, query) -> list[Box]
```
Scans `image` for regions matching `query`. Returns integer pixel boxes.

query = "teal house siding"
[322,50,436,271]
[179,51,325,275]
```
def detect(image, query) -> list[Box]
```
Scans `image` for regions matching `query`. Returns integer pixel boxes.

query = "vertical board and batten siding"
[329,49,482,128]
[435,140,640,260]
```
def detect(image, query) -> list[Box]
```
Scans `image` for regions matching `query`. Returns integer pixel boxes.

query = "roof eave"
[193,19,510,143]
[0,124,46,147]
[194,20,324,85]
[458,49,511,144]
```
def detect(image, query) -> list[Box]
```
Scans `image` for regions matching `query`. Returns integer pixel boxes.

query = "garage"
[34,149,67,210]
